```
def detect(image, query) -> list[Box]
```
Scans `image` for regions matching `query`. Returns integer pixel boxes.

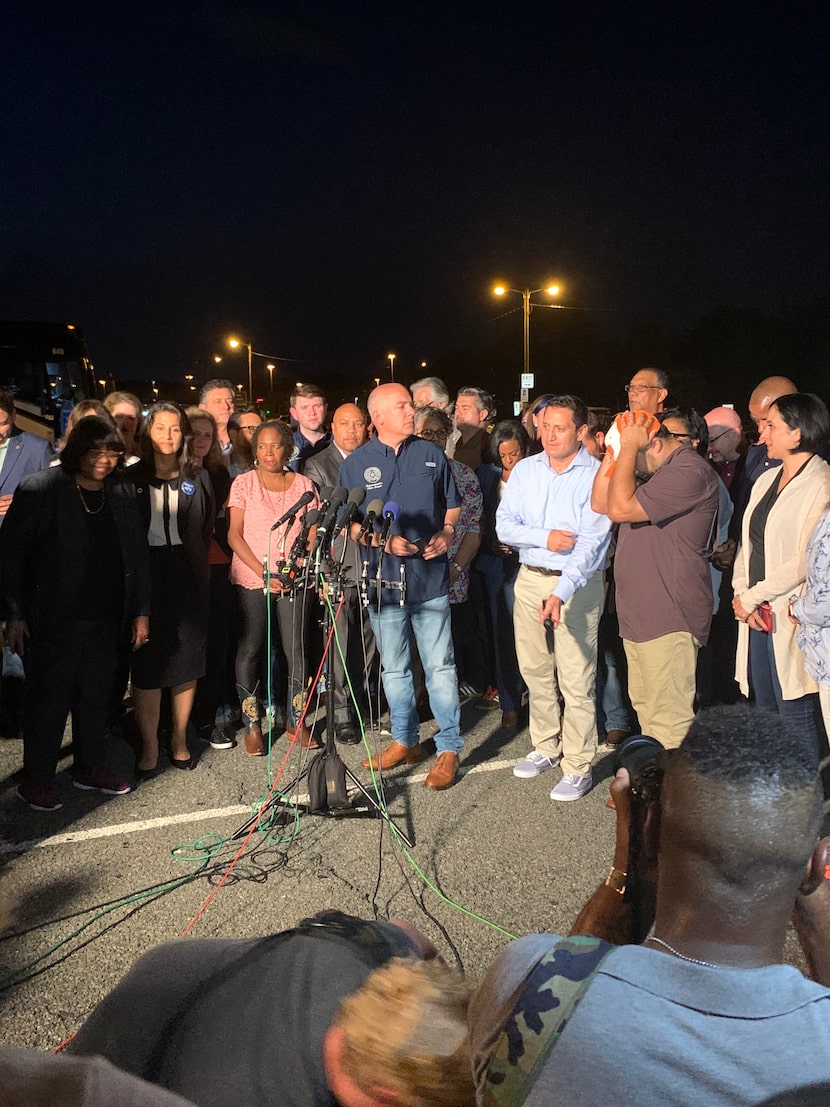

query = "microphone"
[356,498,385,543]
[378,500,399,549]
[314,485,336,517]
[311,486,348,554]
[331,487,367,541]
[269,489,315,530]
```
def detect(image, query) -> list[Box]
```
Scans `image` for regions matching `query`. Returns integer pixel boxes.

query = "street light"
[387,352,396,381]
[493,282,562,399]
[266,363,276,393]
[227,337,290,401]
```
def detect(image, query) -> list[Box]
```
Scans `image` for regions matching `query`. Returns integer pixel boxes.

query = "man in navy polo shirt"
[339,383,463,790]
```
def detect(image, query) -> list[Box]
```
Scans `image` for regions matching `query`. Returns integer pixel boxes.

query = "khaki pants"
[513,566,603,776]
[623,632,699,750]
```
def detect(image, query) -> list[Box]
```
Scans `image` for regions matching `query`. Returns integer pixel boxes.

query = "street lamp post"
[387,352,396,382]
[493,282,561,402]
[227,337,287,403]
[266,363,275,394]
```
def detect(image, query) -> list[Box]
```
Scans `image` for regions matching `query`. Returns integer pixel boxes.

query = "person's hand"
[422,530,449,560]
[709,538,737,571]
[387,534,420,557]
[746,608,768,631]
[732,595,755,623]
[540,594,563,629]
[268,577,284,593]
[0,494,13,517]
[618,411,655,451]
[5,619,30,656]
[131,615,150,651]
[546,529,576,553]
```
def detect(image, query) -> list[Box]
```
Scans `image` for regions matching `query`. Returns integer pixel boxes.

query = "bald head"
[331,403,367,456]
[748,376,797,427]
[367,384,416,448]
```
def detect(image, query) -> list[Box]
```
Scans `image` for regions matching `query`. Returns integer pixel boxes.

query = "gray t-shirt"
[615,446,720,645]
[469,934,830,1106]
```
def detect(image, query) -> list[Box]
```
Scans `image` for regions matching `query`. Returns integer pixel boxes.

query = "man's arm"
[569,770,643,945]
[606,430,650,524]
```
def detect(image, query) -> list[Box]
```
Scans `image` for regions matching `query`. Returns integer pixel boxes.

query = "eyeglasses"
[420,428,448,441]
[87,449,122,460]
[707,429,733,443]
[664,431,692,442]
[624,384,661,394]
[238,424,260,433]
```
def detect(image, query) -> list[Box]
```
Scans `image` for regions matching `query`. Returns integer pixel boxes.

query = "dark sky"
[3,3,828,386]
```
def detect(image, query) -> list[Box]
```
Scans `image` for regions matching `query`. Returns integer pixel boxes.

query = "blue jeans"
[748,628,820,744]
[368,595,462,754]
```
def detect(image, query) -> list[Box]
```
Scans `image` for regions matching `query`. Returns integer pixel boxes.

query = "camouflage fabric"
[483,934,615,1107]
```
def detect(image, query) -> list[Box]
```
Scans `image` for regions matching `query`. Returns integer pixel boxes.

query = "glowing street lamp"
[266,363,276,393]
[387,352,396,381]
[227,337,253,401]
[493,281,562,399]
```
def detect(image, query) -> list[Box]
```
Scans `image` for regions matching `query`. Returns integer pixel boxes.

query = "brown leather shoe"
[245,723,266,757]
[286,723,320,749]
[424,752,459,791]
[501,710,519,729]
[362,741,425,771]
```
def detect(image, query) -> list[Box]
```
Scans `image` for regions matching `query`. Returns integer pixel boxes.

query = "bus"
[0,320,99,442]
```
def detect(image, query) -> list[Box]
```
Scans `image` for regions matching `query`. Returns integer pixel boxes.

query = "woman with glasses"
[1,417,150,810]
[413,406,483,700]
[129,404,215,776]
[733,393,830,743]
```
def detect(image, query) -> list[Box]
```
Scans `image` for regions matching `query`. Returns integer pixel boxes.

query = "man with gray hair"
[410,376,451,411]
[454,387,493,469]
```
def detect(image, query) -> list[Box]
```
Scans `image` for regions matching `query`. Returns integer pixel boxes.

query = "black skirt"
[131,546,208,689]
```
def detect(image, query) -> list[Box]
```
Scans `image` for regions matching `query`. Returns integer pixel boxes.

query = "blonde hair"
[186,406,223,469]
[334,957,476,1107]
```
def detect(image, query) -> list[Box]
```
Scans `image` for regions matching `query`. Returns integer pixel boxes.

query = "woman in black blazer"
[128,403,214,775]
[0,417,150,810]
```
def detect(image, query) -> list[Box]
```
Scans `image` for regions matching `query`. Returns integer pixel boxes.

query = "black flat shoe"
[134,762,161,782]
[169,754,195,771]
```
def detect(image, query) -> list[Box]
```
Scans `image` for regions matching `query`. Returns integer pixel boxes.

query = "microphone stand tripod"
[233,549,413,846]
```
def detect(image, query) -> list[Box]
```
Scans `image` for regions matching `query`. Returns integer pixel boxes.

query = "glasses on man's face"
[624,384,660,394]
[664,431,691,443]
[420,428,448,442]
[707,429,732,443]
[239,424,260,434]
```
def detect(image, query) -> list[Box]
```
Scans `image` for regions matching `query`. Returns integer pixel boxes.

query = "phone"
[543,617,556,654]
[757,602,774,633]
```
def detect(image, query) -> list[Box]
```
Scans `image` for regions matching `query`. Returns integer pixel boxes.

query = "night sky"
[3,3,828,393]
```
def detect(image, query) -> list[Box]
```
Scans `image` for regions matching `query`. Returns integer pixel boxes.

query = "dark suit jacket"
[0,466,151,631]
[0,428,54,519]
[127,463,215,587]
[304,443,362,584]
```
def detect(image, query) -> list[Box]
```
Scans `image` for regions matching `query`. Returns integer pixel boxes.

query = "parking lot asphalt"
[0,700,814,1050]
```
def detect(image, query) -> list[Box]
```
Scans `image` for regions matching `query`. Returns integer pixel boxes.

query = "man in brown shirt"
[592,411,719,748]
[452,387,493,469]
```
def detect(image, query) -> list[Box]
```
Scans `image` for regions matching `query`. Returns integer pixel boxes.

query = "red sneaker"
[72,768,133,795]
[17,778,63,811]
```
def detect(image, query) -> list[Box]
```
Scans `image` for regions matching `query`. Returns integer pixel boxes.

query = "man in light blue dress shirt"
[497,396,611,801]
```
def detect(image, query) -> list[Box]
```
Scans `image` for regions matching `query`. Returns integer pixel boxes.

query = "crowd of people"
[2,369,830,1103]
[1,366,830,808]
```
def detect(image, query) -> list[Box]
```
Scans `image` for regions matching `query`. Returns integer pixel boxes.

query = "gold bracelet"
[604,866,627,895]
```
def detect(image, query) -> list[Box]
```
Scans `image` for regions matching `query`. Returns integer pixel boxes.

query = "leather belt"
[524,565,563,577]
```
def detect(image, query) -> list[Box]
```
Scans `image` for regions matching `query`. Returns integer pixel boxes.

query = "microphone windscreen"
[383,500,399,519]
[347,486,367,507]
[366,498,385,517]
[330,486,349,508]
[304,508,320,526]
[318,485,334,503]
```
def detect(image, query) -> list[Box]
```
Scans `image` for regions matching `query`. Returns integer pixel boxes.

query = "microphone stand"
[241,545,413,846]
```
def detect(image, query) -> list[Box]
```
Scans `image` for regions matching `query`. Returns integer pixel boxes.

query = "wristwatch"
[444,522,457,535]
[452,561,464,573]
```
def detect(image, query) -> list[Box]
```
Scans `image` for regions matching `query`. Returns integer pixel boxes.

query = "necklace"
[76,481,105,516]
[648,936,719,969]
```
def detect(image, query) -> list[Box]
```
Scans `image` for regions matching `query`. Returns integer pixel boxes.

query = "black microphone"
[311,486,348,553]
[314,485,336,518]
[356,498,385,542]
[269,489,315,530]
[378,500,399,549]
[331,487,366,541]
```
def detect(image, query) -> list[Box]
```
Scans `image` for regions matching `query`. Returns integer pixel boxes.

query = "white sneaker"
[550,774,593,801]
[513,751,560,779]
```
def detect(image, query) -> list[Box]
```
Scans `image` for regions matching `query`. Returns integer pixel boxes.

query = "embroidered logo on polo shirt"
[364,466,382,484]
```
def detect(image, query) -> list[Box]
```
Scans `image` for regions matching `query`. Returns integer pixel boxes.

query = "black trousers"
[23,617,121,782]
[329,585,376,723]
[235,586,309,729]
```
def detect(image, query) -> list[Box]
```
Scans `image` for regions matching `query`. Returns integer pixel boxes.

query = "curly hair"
[251,419,294,459]
[334,956,476,1107]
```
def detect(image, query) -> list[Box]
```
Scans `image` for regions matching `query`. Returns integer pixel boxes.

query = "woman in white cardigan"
[733,393,830,743]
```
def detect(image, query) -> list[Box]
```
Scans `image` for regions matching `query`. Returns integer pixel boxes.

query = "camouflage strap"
[483,934,615,1107]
